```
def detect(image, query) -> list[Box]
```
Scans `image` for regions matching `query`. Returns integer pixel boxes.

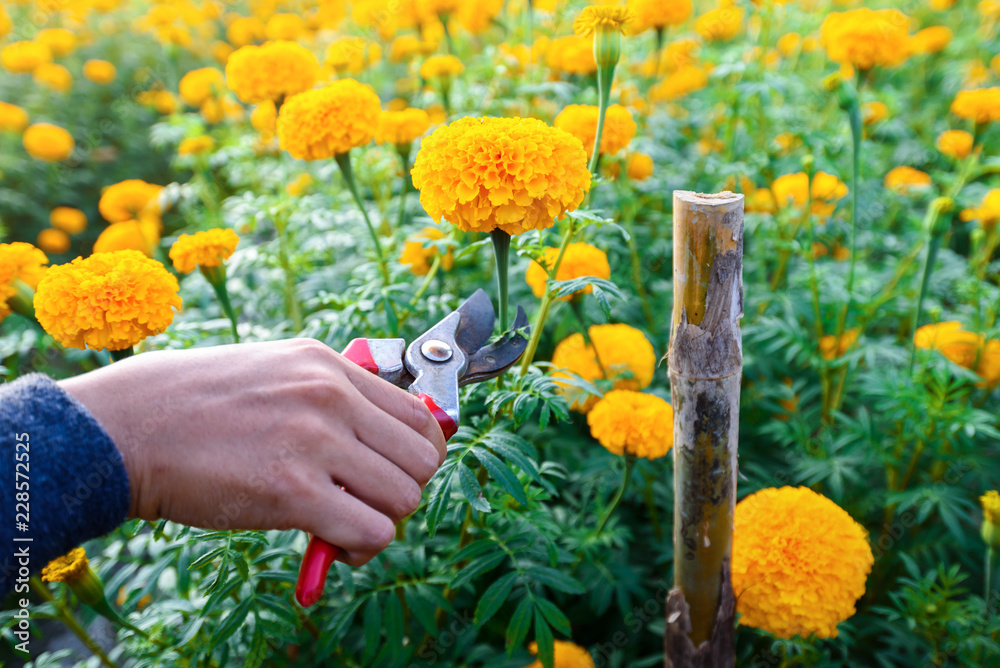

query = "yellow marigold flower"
[771,171,848,216]
[33,63,72,92]
[178,135,215,156]
[733,486,873,639]
[99,179,163,223]
[455,0,505,35]
[23,123,74,162]
[746,188,776,214]
[399,227,454,275]
[628,0,691,33]
[0,5,10,40]
[83,60,117,85]
[0,101,29,133]
[226,41,320,104]
[1,41,52,74]
[931,0,957,7]
[820,9,911,70]
[138,89,178,115]
[951,87,1000,125]
[277,79,381,160]
[524,242,610,300]
[0,242,48,323]
[884,166,932,195]
[552,323,655,412]
[34,250,181,351]
[286,172,314,196]
[376,108,431,147]
[251,99,277,139]
[977,340,1000,389]
[36,228,70,254]
[588,390,672,459]
[94,220,160,256]
[649,63,709,102]
[35,29,76,57]
[265,13,305,40]
[326,37,382,75]
[227,16,265,46]
[626,152,654,181]
[914,321,984,369]
[861,101,889,125]
[982,491,1000,547]
[936,129,974,159]
[695,6,743,42]
[819,327,859,360]
[910,26,952,55]
[41,548,89,584]
[411,117,591,235]
[390,34,430,63]
[524,640,595,668]
[169,228,239,274]
[212,41,234,65]
[200,95,244,124]
[179,67,225,107]
[546,36,597,76]
[554,104,636,158]
[959,190,1000,229]
[50,207,87,234]
[420,54,464,80]
[573,5,633,37]
[776,32,801,58]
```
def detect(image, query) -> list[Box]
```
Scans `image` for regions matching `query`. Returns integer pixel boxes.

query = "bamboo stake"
[664,191,743,668]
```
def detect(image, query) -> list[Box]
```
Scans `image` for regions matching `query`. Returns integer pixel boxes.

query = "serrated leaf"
[506,597,533,657]
[474,572,518,627]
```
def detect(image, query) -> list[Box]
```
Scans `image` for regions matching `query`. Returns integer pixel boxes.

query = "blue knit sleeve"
[0,373,130,599]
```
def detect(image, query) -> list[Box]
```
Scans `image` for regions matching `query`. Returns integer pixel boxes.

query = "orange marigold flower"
[884,166,932,195]
[525,242,610,300]
[200,95,245,124]
[776,32,801,58]
[552,323,655,412]
[0,5,10,40]
[35,28,76,57]
[733,486,873,639]
[277,80,381,160]
[588,390,673,459]
[0,101,29,133]
[34,250,181,351]
[649,63,709,102]
[861,101,889,125]
[936,129,974,159]
[226,16,265,47]
[36,228,70,254]
[546,36,597,76]
[626,152,654,181]
[33,63,72,92]
[914,321,985,369]
[628,0,691,33]
[41,547,89,584]
[399,227,454,275]
[695,6,743,42]
[983,491,1000,546]
[178,135,215,155]
[524,640,595,668]
[910,26,952,54]
[411,117,591,235]
[50,207,87,234]
[0,242,48,323]
[265,13,305,40]
[420,54,464,79]
[573,5,634,37]
[179,67,226,107]
[99,179,163,223]
[820,9,911,70]
[251,100,277,139]
[819,327,859,360]
[169,228,239,274]
[1,41,52,74]
[554,104,636,158]
[325,37,382,75]
[951,87,1000,125]
[286,173,314,196]
[94,220,160,256]
[225,41,320,104]
[23,123,74,162]
[83,60,117,84]
[960,189,1000,229]
[771,171,848,216]
[376,108,431,147]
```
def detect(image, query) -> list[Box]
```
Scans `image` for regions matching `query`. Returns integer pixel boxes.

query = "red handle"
[294,339,458,607]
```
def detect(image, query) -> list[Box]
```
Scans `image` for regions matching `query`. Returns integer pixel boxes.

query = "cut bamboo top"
[668,190,744,380]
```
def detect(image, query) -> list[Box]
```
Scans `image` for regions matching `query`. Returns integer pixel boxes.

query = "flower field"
[2,0,1000,666]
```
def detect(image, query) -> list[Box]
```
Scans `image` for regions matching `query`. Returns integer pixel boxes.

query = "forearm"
[0,374,130,600]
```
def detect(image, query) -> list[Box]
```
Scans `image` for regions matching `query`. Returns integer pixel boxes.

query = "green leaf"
[319,598,364,656]
[529,567,585,594]
[534,609,555,668]
[404,585,442,638]
[534,598,571,637]
[506,597,533,657]
[472,446,529,506]
[362,594,382,665]
[189,546,227,570]
[426,464,457,537]
[210,597,253,652]
[458,463,491,512]
[474,572,518,627]
[384,592,404,655]
[244,617,268,668]
[451,551,507,590]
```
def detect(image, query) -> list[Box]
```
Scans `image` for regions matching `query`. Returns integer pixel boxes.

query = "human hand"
[58,339,447,566]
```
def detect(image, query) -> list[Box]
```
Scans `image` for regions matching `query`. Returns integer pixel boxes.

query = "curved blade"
[461,306,530,386]
[454,289,495,357]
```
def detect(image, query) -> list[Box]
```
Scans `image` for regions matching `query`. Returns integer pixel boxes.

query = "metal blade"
[453,289,495,357]
[461,306,530,386]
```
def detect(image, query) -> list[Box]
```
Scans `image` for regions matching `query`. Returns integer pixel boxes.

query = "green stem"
[30,578,120,668]
[109,347,134,362]
[396,150,412,231]
[410,254,442,306]
[335,152,391,287]
[490,230,511,333]
[589,63,615,176]
[595,455,634,536]
[208,275,240,343]
[274,214,303,332]
[908,235,943,374]
[519,220,577,374]
[987,546,994,607]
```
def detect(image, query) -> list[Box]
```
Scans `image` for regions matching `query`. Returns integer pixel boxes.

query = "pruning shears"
[294,289,529,607]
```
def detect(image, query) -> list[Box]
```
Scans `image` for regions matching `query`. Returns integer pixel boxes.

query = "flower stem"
[987,546,995,607]
[410,254,442,307]
[490,230,511,333]
[589,63,615,176]
[335,152,391,287]
[30,577,119,668]
[274,213,303,332]
[908,235,943,375]
[109,347,134,363]
[209,276,241,343]
[595,454,634,536]
[519,220,577,374]
[396,149,412,231]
